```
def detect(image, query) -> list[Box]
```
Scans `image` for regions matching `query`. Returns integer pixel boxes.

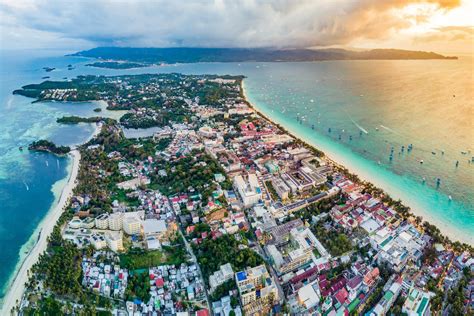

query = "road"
[178,229,211,311]
[253,242,285,304]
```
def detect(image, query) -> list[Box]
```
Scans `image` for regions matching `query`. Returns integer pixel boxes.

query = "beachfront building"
[235,265,278,315]
[105,231,124,252]
[371,224,426,272]
[233,174,262,208]
[402,287,432,316]
[209,263,234,293]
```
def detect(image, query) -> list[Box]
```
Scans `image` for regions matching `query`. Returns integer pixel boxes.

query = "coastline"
[0,149,81,315]
[241,80,472,246]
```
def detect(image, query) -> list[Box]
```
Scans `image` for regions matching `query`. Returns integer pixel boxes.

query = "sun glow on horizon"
[349,0,473,54]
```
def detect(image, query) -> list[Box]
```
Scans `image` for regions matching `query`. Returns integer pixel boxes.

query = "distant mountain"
[72,47,457,64]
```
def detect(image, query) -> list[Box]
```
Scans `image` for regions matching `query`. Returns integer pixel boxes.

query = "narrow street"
[178,229,211,311]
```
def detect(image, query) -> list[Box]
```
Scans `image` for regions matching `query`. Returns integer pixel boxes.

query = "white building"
[234,174,262,208]
[108,213,123,231]
[402,287,432,316]
[297,280,321,313]
[123,216,142,235]
[91,234,107,250]
[95,213,109,230]
[209,263,234,293]
[105,231,124,252]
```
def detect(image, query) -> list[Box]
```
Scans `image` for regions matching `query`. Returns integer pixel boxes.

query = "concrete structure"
[95,213,109,230]
[91,234,107,250]
[402,287,431,316]
[265,220,329,275]
[234,174,262,208]
[297,280,321,313]
[105,230,124,252]
[271,177,291,200]
[235,265,278,315]
[209,263,234,293]
[123,215,142,235]
[108,213,123,231]
[143,219,167,237]
[371,279,402,316]
[371,225,425,272]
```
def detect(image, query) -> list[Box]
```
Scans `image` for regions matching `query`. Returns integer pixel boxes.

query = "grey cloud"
[0,0,463,49]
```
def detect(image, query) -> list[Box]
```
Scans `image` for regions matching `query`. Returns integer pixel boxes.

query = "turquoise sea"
[0,50,472,303]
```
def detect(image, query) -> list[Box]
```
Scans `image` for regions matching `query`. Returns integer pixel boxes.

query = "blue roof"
[236,271,247,281]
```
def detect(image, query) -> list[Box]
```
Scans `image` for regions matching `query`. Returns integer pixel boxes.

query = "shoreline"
[241,80,472,246]
[0,149,81,315]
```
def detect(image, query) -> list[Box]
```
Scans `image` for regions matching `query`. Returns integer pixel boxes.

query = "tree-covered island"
[86,61,149,69]
[28,139,71,155]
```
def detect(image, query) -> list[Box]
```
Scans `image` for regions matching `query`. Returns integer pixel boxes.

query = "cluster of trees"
[265,180,279,201]
[312,221,353,257]
[445,268,472,315]
[74,147,120,214]
[297,194,345,222]
[86,61,147,69]
[28,139,70,155]
[125,271,151,302]
[120,112,165,129]
[151,150,232,200]
[192,234,264,281]
[209,279,239,307]
[57,115,114,125]
[120,234,187,270]
[194,81,239,107]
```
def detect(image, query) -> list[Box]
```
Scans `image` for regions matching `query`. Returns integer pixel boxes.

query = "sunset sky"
[0,0,472,54]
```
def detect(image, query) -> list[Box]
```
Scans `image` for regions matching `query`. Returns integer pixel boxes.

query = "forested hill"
[71,47,457,64]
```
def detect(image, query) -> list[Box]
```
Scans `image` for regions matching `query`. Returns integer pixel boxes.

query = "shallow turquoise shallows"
[0,50,472,304]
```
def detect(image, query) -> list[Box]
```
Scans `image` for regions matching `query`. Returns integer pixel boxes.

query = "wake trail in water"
[380,125,402,136]
[344,110,368,134]
[6,96,13,109]
[23,181,29,191]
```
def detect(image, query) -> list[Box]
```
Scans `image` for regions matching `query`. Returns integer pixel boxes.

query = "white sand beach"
[241,80,472,246]
[0,149,81,315]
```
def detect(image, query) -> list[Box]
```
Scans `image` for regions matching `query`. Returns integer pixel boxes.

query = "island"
[7,73,472,316]
[70,47,458,66]
[56,115,113,125]
[86,61,149,69]
[42,67,55,72]
[28,139,70,155]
